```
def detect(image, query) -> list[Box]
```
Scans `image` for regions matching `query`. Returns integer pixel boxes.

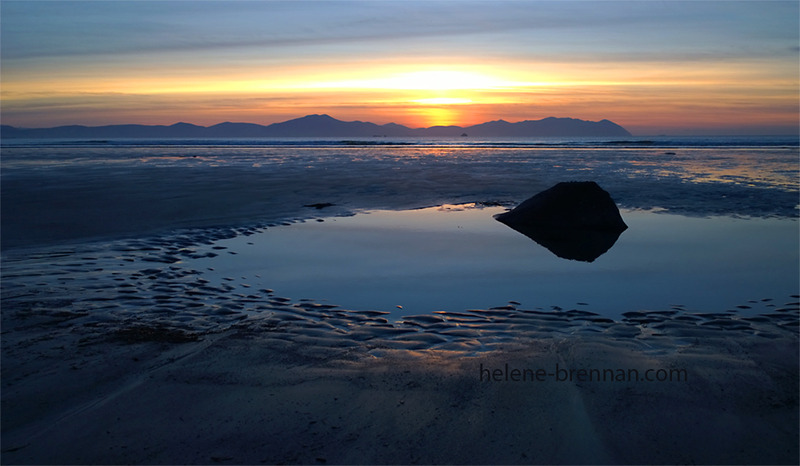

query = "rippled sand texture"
[2,304,797,464]
[3,222,798,346]
[2,224,798,464]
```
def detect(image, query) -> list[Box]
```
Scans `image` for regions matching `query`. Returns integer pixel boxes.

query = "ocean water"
[2,135,798,218]
[1,135,798,322]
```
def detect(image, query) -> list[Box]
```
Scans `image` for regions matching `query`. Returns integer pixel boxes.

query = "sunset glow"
[310,70,514,91]
[413,98,473,105]
[1,1,797,134]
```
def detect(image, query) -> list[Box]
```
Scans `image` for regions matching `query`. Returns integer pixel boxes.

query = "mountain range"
[0,114,631,139]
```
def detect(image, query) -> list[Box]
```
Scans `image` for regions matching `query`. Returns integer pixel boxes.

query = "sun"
[300,68,515,127]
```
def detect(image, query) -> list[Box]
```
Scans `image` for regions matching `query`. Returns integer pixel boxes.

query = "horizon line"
[3,114,798,138]
[2,114,616,130]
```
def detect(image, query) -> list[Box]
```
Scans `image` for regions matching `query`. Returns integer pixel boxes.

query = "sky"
[1,0,798,135]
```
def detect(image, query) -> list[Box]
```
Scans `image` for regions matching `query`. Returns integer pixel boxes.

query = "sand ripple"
[2,224,798,360]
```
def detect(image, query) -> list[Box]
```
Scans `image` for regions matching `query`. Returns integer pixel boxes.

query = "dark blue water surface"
[189,205,799,319]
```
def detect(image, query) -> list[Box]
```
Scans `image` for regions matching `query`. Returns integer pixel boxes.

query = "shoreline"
[2,142,798,251]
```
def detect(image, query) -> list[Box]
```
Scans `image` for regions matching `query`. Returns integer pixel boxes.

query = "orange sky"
[2,1,798,135]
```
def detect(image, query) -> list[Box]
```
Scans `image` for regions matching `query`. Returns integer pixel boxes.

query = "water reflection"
[188,205,799,319]
[498,223,625,262]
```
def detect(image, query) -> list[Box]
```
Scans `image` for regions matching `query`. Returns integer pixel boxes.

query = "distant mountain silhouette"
[1,114,631,138]
[465,117,630,137]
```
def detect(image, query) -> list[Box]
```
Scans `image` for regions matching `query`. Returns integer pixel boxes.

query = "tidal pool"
[189,204,799,319]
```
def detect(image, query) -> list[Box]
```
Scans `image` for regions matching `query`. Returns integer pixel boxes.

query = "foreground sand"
[2,289,798,464]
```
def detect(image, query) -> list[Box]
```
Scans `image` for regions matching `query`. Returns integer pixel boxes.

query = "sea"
[1,134,798,322]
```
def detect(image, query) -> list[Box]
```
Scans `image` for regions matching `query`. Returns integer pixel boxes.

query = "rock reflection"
[499,223,625,262]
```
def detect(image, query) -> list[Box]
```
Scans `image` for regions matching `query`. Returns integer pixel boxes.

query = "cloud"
[5,1,795,64]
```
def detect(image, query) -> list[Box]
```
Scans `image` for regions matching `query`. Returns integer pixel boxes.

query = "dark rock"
[495,181,627,262]
[304,203,336,209]
[495,181,627,230]
[113,325,200,343]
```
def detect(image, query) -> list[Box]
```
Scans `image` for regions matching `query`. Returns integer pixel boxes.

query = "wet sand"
[2,310,797,464]
[2,224,798,464]
[2,142,798,250]
[2,145,798,464]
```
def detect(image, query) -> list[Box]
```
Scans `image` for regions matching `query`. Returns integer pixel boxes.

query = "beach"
[2,297,797,464]
[2,140,797,249]
[1,139,798,464]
